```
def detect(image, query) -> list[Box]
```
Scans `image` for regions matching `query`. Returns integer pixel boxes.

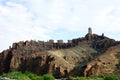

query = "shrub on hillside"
[24,71,43,80]
[42,74,55,80]
[0,70,55,80]
[104,74,119,80]
[1,70,30,80]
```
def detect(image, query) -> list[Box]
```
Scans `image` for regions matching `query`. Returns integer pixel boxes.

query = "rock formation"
[82,44,120,77]
[0,28,120,78]
[85,27,93,40]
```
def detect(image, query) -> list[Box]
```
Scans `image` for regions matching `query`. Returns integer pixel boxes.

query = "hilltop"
[0,28,120,78]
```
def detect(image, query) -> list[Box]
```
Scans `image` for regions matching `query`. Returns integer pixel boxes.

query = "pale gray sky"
[0,0,120,52]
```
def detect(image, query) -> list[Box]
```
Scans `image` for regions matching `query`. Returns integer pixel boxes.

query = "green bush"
[76,77,86,80]
[68,76,74,80]
[1,70,31,80]
[69,76,91,80]
[1,70,119,80]
[104,74,119,80]
[0,70,55,80]
[42,74,55,80]
[24,71,42,80]
[68,75,120,80]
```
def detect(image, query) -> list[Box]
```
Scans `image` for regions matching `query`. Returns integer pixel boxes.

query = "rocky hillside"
[0,28,120,78]
[86,44,120,78]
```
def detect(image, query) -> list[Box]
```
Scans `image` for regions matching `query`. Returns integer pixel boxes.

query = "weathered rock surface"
[0,42,98,78]
[0,28,120,78]
[82,44,120,77]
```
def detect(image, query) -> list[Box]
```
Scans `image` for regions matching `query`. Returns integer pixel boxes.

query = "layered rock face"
[0,28,120,78]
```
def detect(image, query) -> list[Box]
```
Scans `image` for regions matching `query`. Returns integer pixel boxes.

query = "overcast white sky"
[0,0,120,52]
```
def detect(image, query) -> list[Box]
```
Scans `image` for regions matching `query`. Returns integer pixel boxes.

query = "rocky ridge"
[0,28,120,78]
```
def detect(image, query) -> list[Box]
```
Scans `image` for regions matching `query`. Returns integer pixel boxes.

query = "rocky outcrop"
[82,44,120,77]
[0,42,98,78]
[0,50,12,73]
[92,37,120,52]
[0,28,120,78]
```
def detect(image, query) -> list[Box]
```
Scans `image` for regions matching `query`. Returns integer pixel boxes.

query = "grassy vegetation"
[0,70,55,80]
[0,70,119,80]
[69,74,119,80]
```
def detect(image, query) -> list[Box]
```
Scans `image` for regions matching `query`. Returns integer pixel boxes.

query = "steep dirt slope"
[48,44,98,76]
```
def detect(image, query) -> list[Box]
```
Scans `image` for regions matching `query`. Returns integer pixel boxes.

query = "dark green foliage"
[1,70,120,80]
[42,74,55,80]
[24,71,43,80]
[75,77,86,80]
[1,70,30,80]
[104,74,119,80]
[0,70,55,80]
[68,74,120,80]
[68,76,90,80]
